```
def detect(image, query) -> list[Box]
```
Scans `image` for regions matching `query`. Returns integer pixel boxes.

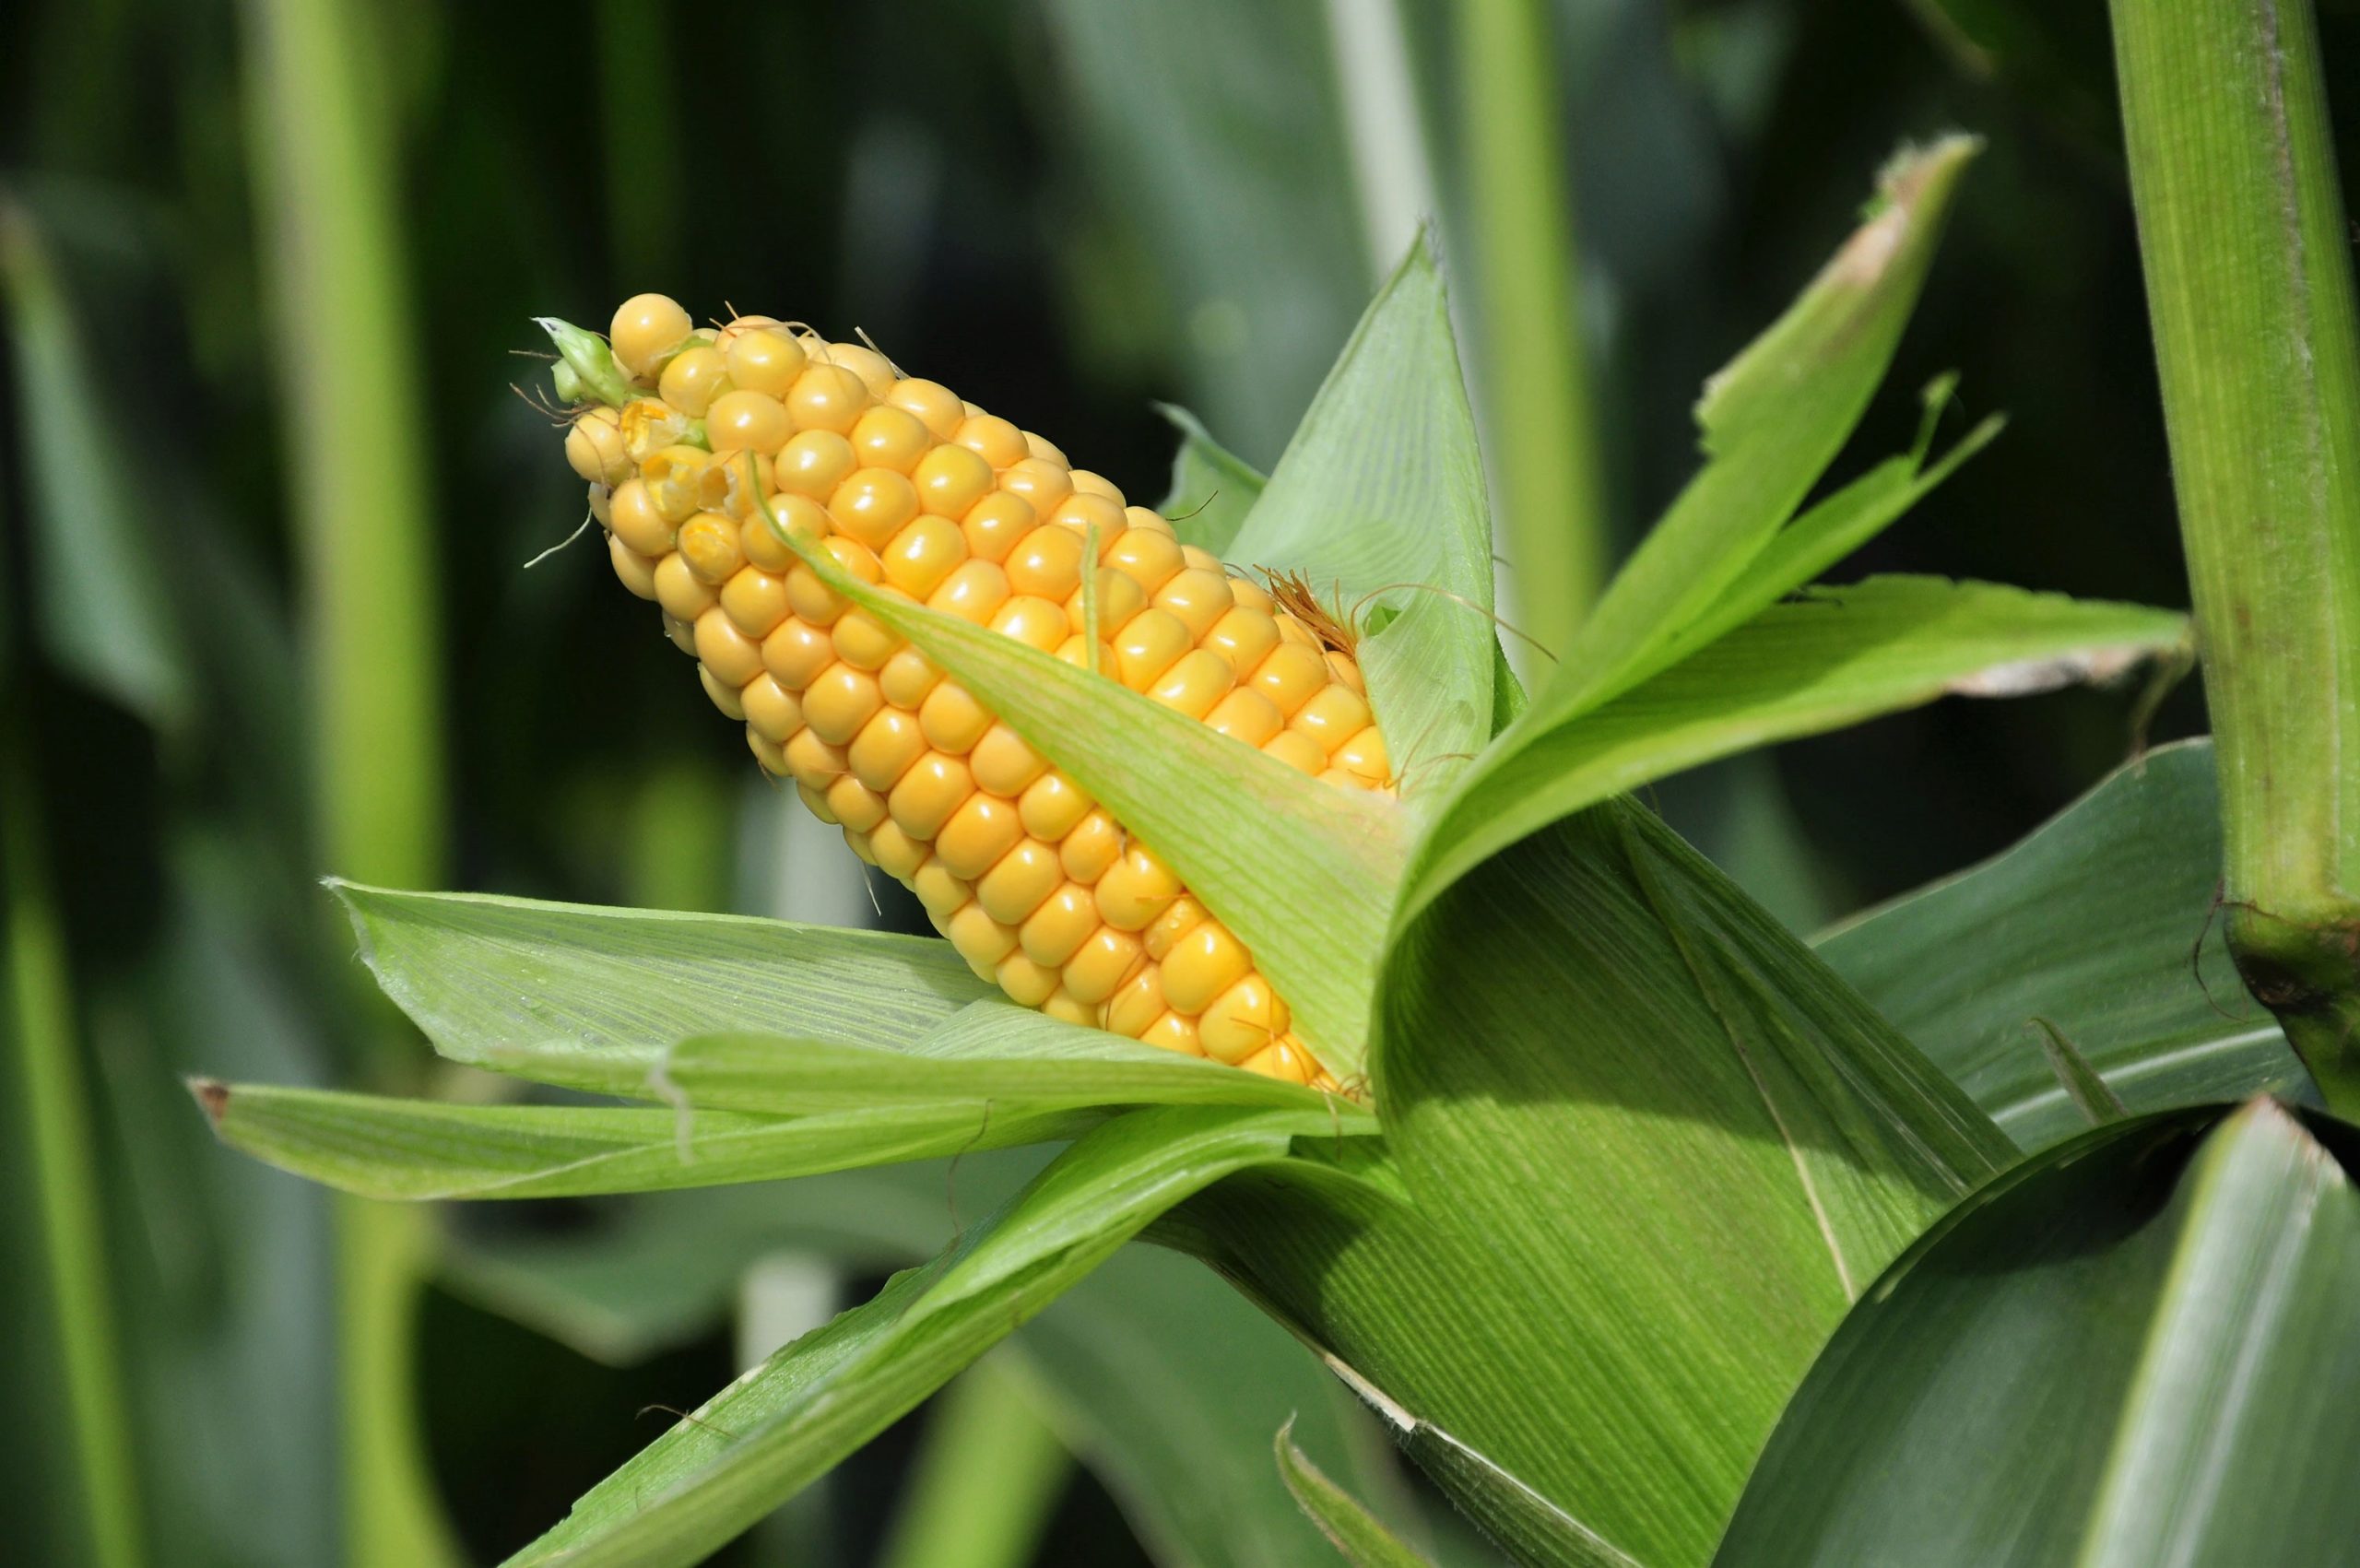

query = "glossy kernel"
[996,950,1061,1008]
[801,664,883,744]
[848,708,928,792]
[850,404,933,472]
[1203,687,1284,748]
[741,674,803,743]
[912,443,995,520]
[1114,608,1193,689]
[607,479,673,557]
[890,752,974,839]
[1020,884,1099,966]
[1059,809,1124,884]
[1095,843,1182,931]
[761,617,835,689]
[1162,919,1252,1013]
[998,457,1072,516]
[654,553,718,621]
[1204,605,1282,672]
[829,467,921,549]
[610,292,693,377]
[935,793,1024,879]
[955,413,1029,469]
[787,363,871,435]
[1018,772,1093,842]
[677,513,746,584]
[609,536,659,598]
[565,408,631,484]
[879,515,968,598]
[776,430,857,501]
[927,560,1013,626]
[1250,642,1332,716]
[1149,648,1235,720]
[706,390,791,454]
[879,646,943,707]
[919,682,992,754]
[694,610,765,686]
[724,328,808,396]
[1061,927,1144,1005]
[1199,975,1287,1065]
[1154,568,1236,640]
[975,840,1063,925]
[886,377,966,439]
[658,345,731,418]
[990,595,1070,654]
[969,724,1046,796]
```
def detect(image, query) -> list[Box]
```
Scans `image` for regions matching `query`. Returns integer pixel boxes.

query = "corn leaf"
[500,1106,1314,1568]
[1354,801,2012,1566]
[1275,1421,1435,1568]
[195,1082,1092,1199]
[1413,578,2188,904]
[1818,738,2307,1151]
[1716,1100,2360,1564]
[333,881,991,1064]
[1411,137,1979,915]
[1157,403,1267,557]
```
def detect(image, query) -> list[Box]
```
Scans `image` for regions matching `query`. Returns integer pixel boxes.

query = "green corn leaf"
[1715,1100,2360,1564]
[194,1080,1092,1199]
[500,1106,1315,1568]
[1818,738,2307,1151]
[1157,403,1267,557]
[1411,578,2186,902]
[332,881,991,1065]
[1275,1421,1435,1568]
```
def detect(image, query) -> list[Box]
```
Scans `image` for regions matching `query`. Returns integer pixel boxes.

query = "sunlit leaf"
[1157,403,1267,558]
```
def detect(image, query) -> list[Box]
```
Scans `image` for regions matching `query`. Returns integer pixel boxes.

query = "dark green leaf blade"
[1816,739,2307,1150]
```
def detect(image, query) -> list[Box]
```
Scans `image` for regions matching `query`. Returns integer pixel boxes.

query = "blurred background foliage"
[3,0,2353,1562]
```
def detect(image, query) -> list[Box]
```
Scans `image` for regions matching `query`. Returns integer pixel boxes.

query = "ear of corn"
[548,297,1394,1091]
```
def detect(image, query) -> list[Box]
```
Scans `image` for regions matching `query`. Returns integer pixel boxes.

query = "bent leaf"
[502,1106,1315,1568]
[1818,738,2307,1149]
[1158,403,1268,557]
[1276,1421,1435,1567]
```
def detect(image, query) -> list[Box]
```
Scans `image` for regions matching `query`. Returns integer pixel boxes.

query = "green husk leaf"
[1156,403,1267,557]
[536,315,634,408]
[1275,1421,1435,1567]
[1817,738,2307,1150]
[500,1106,1315,1568]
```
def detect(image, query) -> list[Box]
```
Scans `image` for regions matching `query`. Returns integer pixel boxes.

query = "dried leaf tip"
[188,1077,230,1126]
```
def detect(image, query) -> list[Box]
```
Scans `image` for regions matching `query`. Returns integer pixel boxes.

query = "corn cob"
[551,295,1390,1089]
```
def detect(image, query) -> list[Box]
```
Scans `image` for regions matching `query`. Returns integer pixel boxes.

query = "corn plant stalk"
[241,0,456,1560]
[2108,0,2360,1111]
[1457,0,1609,658]
[1,726,144,1568]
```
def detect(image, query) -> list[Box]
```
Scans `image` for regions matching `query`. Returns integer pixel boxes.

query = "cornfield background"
[3,1,2354,1565]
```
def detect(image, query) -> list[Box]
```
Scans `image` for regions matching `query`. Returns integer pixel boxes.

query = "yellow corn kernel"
[890,752,973,839]
[1068,469,1124,504]
[654,553,718,621]
[1114,607,1192,689]
[713,313,780,356]
[749,727,787,775]
[1250,642,1331,716]
[912,856,967,919]
[997,950,1061,1008]
[1326,649,1366,695]
[955,413,1028,469]
[643,444,719,522]
[879,645,943,707]
[830,606,903,671]
[607,479,673,557]
[1162,919,1251,1013]
[787,363,869,434]
[868,818,927,878]
[969,723,1047,796]
[914,443,996,520]
[694,611,765,687]
[879,515,968,598]
[1025,431,1068,466]
[1139,1011,1204,1057]
[1059,809,1123,883]
[1095,843,1182,931]
[1041,989,1096,1027]
[1048,492,1126,545]
[706,389,790,454]
[1105,527,1186,594]
[677,513,746,584]
[1105,966,1167,1036]
[999,457,1071,516]
[919,681,992,753]
[825,775,890,833]
[1143,895,1207,961]
[827,341,898,396]
[657,345,731,418]
[1020,884,1098,966]
[742,674,803,743]
[1199,975,1287,1066]
[609,536,659,598]
[1262,730,1328,776]
[948,902,1021,974]
[699,665,746,719]
[801,664,883,745]
[851,404,933,472]
[776,430,857,501]
[610,293,694,378]
[975,840,1063,925]
[1203,605,1281,673]
[829,467,921,549]
[566,407,631,484]
[1005,525,1084,601]
[663,612,696,655]
[724,327,807,396]
[1204,687,1283,748]
[1154,568,1235,640]
[1290,683,1374,753]
[886,377,965,439]
[1332,724,1389,785]
[783,727,848,790]
[720,567,790,638]
[1061,926,1143,1004]
[935,793,1024,879]
[1241,1038,1316,1085]
[848,707,927,792]
[761,617,835,689]
[990,595,1069,654]
[928,560,1013,626]
[1149,649,1234,720]
[1018,771,1092,841]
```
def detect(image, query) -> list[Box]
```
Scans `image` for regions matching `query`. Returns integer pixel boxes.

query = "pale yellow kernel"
[1231,576,1274,614]
[1204,605,1282,673]
[936,793,1024,879]
[741,674,803,742]
[831,607,903,671]
[1139,1011,1205,1057]
[1060,809,1124,883]
[608,479,672,557]
[1143,895,1207,962]
[1047,492,1127,543]
[990,595,1070,653]
[1124,505,1174,536]
[1095,843,1182,930]
[850,404,933,473]
[776,430,858,501]
[886,377,965,439]
[969,724,1047,796]
[955,413,1029,469]
[913,443,996,519]
[762,617,835,689]
[565,407,631,484]
[724,328,808,397]
[1019,884,1098,966]
[1114,607,1192,689]
[1276,616,1318,648]
[948,902,1021,973]
[821,774,887,833]
[997,950,1061,1007]
[620,399,697,464]
[975,840,1062,925]
[1290,682,1373,752]
[919,681,992,754]
[663,613,697,655]
[1162,920,1251,1013]
[1105,527,1186,594]
[610,293,694,378]
[745,492,823,571]
[1250,642,1331,715]
[828,467,920,549]
[658,345,731,418]
[677,513,746,584]
[879,645,943,707]
[720,568,790,638]
[1068,469,1124,505]
[694,611,765,687]
[867,819,927,878]
[609,536,659,598]
[643,445,719,522]
[1179,544,1223,573]
[1018,771,1093,841]
[879,515,968,598]
[1024,431,1069,466]
[1000,457,1072,516]
[848,707,927,792]
[699,664,746,719]
[589,479,612,522]
[712,314,781,356]
[1332,725,1390,786]
[1241,1038,1316,1085]
[912,856,968,919]
[890,752,974,839]
[786,363,870,435]
[1149,648,1234,720]
[1262,730,1327,775]
[655,554,719,621]
[1203,687,1284,748]
[783,727,849,790]
[784,562,846,626]
[1005,524,1083,600]
[1061,926,1144,1005]
[1199,975,1288,1065]
[1326,650,1366,695]
[827,342,897,396]
[1154,568,1236,640]
[1068,568,1146,633]
[844,826,879,866]
[748,727,787,774]
[801,664,883,744]
[1105,965,1167,1036]
[707,390,791,454]
[927,559,1013,626]
[1041,989,1096,1027]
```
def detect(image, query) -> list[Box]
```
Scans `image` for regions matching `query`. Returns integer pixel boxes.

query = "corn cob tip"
[537,315,635,409]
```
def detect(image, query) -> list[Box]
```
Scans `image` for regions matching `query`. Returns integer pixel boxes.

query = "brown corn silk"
[563,298,1392,1088]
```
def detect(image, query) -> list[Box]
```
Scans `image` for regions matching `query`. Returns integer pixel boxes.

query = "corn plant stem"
[241,0,456,1562]
[2109,0,2360,1113]
[873,1357,1074,1568]
[1457,0,1609,663]
[1,727,144,1568]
